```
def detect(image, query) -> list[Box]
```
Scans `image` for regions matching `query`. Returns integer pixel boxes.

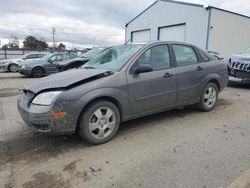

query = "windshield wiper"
[83,66,96,69]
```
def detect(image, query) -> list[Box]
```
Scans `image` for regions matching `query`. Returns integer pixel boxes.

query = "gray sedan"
[17,41,228,145]
[0,53,46,72]
[19,52,78,77]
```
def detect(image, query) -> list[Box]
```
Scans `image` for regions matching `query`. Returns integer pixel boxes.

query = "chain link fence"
[0,49,50,59]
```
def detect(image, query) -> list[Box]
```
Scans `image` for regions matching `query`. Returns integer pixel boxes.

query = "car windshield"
[242,48,250,54]
[83,48,105,58]
[83,44,144,71]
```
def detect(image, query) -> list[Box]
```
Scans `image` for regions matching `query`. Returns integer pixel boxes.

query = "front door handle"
[197,66,204,71]
[163,72,173,78]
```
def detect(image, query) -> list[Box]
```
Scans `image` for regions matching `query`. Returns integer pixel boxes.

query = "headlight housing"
[32,91,61,105]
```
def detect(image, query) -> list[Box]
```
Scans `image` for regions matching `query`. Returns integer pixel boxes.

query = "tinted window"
[172,45,198,66]
[136,45,171,71]
[26,54,37,59]
[50,54,64,62]
[65,53,77,60]
[37,54,45,58]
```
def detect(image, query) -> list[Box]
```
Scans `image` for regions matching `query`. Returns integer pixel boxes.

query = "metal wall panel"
[208,8,250,57]
[126,1,209,49]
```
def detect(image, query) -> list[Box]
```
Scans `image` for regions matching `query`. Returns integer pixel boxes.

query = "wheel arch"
[208,79,220,92]
[200,74,221,95]
[31,66,45,74]
[76,95,124,132]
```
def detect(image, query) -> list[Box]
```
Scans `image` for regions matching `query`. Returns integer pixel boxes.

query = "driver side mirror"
[48,59,53,63]
[134,64,153,74]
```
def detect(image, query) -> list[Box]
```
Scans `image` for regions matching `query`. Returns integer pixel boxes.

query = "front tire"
[8,64,18,72]
[32,67,44,78]
[197,83,218,111]
[78,100,120,145]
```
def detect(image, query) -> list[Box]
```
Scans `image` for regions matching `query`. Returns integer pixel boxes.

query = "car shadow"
[0,98,230,165]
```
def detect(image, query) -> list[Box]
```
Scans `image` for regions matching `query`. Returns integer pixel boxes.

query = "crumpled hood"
[231,54,250,61]
[28,68,112,93]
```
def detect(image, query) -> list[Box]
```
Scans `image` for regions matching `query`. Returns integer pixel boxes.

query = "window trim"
[193,47,212,63]
[170,44,200,67]
[129,44,173,74]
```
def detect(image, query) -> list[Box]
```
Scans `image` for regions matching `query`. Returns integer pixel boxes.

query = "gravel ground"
[0,71,250,188]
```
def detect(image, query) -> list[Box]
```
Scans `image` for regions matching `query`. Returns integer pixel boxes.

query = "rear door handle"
[163,72,173,78]
[197,66,204,71]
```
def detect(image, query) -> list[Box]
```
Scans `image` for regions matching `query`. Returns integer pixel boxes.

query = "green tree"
[1,44,8,50]
[8,35,19,49]
[58,43,66,51]
[23,35,48,50]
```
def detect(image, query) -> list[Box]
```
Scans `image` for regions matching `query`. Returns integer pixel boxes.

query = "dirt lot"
[0,71,250,188]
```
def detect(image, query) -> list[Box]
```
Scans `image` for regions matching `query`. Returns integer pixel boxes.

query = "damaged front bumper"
[228,61,250,84]
[229,76,250,84]
[17,91,84,134]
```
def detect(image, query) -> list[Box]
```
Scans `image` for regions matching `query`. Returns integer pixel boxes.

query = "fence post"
[4,49,7,59]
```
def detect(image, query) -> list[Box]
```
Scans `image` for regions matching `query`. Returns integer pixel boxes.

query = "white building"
[125,0,250,56]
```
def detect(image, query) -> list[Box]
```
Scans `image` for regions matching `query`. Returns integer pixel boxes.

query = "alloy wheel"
[203,87,217,108]
[88,107,116,140]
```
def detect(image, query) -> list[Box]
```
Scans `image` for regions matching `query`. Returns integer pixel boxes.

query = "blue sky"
[0,0,249,49]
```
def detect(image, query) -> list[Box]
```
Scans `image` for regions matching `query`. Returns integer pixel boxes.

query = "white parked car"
[228,48,250,84]
[0,53,46,72]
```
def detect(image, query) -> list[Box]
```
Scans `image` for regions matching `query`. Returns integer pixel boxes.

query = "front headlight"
[32,91,61,105]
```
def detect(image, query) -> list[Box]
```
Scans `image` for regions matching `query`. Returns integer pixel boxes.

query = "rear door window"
[65,53,77,60]
[26,54,37,59]
[172,45,198,66]
[49,54,64,62]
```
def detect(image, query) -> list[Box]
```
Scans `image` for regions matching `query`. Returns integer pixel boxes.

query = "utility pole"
[52,27,56,52]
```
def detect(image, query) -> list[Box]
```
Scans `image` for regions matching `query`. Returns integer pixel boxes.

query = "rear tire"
[32,67,44,78]
[78,100,120,145]
[197,83,218,111]
[8,64,18,72]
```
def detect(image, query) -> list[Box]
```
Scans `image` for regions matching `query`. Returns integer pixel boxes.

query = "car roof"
[145,41,196,46]
[25,52,47,55]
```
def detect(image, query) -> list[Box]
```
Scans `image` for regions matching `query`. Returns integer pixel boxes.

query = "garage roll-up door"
[131,30,150,43]
[159,24,186,42]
